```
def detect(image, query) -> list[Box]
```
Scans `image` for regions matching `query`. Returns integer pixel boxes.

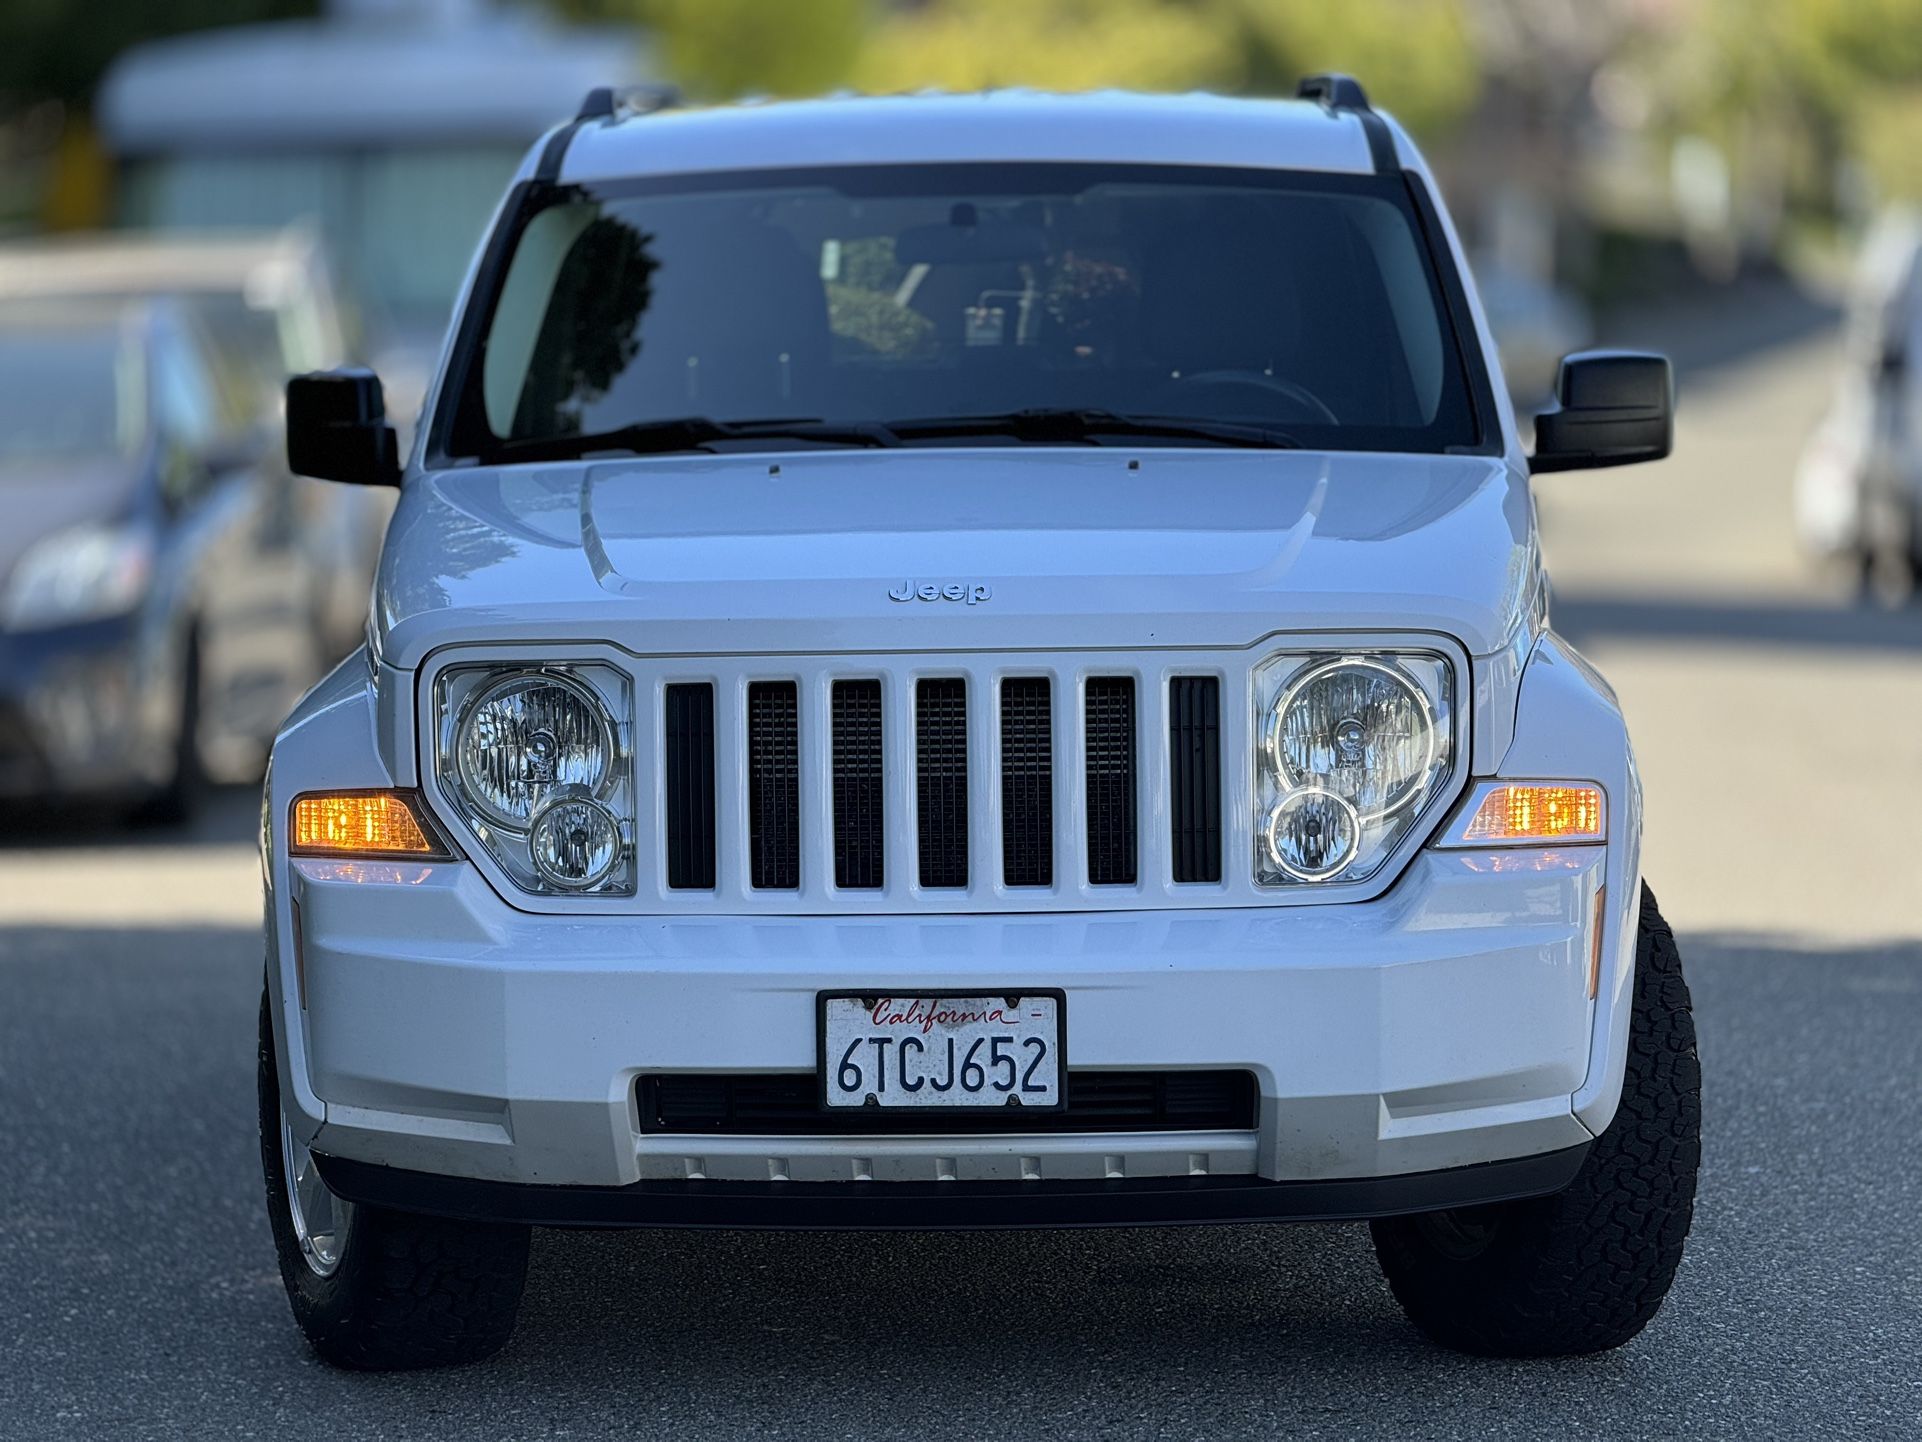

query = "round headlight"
[455,672,613,828]
[529,794,622,890]
[1267,659,1436,819]
[1263,788,1360,880]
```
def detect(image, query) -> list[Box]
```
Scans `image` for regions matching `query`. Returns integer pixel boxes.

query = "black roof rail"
[575,83,680,123]
[1297,73,1372,112]
[1295,73,1394,175]
[541,84,679,181]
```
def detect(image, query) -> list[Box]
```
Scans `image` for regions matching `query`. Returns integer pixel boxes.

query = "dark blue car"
[0,296,329,819]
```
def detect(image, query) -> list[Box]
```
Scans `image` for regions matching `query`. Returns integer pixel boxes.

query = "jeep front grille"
[830,679,885,889]
[914,677,970,888]
[424,643,1468,914]
[664,682,716,890]
[650,663,1230,905]
[998,676,1053,887]
[1168,675,1223,884]
[1084,676,1138,885]
[747,681,800,889]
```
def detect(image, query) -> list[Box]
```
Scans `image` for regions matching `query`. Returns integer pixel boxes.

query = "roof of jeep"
[555,91,1401,184]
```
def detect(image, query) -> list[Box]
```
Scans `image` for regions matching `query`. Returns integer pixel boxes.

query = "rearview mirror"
[1529,350,1673,474]
[287,369,401,486]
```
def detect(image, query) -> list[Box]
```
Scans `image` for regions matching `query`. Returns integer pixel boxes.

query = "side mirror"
[287,368,401,486]
[1529,350,1673,474]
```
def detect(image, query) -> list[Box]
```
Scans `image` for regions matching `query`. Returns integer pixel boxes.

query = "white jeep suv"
[261,78,1698,1369]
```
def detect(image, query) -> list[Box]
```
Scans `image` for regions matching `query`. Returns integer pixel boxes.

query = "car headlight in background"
[436,664,634,895]
[1,522,155,632]
[1254,650,1453,887]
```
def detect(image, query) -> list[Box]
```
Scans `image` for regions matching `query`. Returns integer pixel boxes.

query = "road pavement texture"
[2,282,1918,1439]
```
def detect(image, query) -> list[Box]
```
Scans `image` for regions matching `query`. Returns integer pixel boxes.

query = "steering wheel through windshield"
[1164,370,1340,426]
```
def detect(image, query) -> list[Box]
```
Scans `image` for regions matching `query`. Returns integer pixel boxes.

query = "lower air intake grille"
[1000,677,1053,887]
[638,1070,1258,1135]
[664,683,715,890]
[831,680,884,889]
[916,678,969,888]
[1084,677,1137,885]
[747,681,799,889]
[1168,676,1222,883]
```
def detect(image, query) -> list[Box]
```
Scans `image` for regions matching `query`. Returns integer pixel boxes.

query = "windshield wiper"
[487,416,901,462]
[886,408,1302,450]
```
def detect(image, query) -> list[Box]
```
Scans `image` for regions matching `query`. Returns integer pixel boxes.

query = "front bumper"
[266,630,1641,1225]
[281,844,1616,1197]
[312,1143,1593,1230]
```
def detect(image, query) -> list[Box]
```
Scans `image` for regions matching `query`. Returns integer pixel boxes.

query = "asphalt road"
[3,284,1919,1439]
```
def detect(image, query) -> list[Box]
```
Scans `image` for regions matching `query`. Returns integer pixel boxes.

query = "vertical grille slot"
[831,680,884,889]
[915,678,969,888]
[664,683,716,889]
[1084,676,1137,886]
[747,681,799,889]
[1168,676,1222,883]
[999,677,1053,887]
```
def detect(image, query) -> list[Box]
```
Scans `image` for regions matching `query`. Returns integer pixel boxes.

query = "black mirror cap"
[287,368,401,486]
[1529,350,1674,474]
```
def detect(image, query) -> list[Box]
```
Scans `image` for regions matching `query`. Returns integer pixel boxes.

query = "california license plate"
[819,992,1065,1109]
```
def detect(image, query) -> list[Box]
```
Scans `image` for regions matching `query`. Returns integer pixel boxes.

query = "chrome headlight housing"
[1253,650,1453,886]
[435,664,635,895]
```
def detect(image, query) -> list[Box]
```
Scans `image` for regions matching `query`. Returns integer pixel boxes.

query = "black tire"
[258,989,531,1370]
[1370,883,1701,1357]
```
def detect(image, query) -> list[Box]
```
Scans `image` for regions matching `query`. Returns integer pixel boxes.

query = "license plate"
[819,992,1065,1109]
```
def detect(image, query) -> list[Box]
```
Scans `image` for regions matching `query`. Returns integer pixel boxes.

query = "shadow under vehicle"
[0,297,322,818]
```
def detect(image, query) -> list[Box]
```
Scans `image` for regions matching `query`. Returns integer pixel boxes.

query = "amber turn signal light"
[291,791,447,858]
[1457,783,1604,844]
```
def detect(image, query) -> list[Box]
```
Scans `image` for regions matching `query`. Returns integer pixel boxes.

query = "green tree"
[557,0,1482,135]
[856,0,1242,94]
[556,0,868,98]
[1229,0,1481,138]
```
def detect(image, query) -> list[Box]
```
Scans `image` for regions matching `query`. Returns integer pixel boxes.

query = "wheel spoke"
[280,1109,353,1277]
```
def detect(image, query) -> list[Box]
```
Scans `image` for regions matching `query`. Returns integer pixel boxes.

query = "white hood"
[373,448,1538,668]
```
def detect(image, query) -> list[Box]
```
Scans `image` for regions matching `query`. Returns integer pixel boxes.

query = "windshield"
[0,319,143,466]
[444,163,1484,462]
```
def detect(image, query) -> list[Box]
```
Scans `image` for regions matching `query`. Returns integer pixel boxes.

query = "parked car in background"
[0,296,325,815]
[1796,208,1922,597]
[95,0,651,421]
[0,228,385,657]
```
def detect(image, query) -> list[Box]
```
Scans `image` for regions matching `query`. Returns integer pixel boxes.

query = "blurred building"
[94,0,651,380]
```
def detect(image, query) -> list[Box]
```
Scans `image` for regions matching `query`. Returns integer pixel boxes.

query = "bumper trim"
[312,1142,1592,1231]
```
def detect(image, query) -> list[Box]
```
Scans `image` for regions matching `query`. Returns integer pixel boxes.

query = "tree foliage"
[557,0,867,98]
[1226,0,1481,138]
[855,0,1481,135]
[855,0,1242,95]
[564,0,1482,135]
